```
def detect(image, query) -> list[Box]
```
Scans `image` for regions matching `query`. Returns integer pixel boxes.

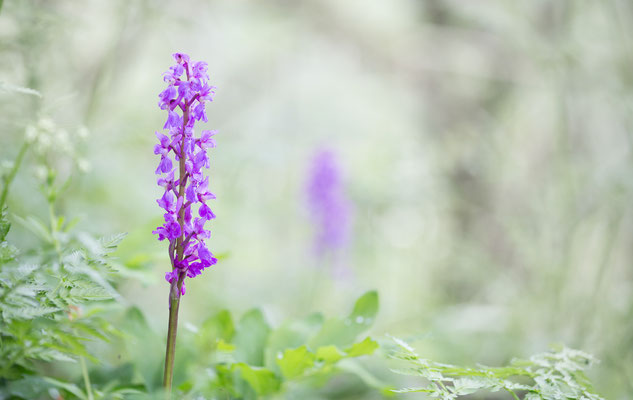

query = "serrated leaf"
[392,386,436,394]
[0,241,18,262]
[68,286,113,301]
[390,337,605,400]
[5,376,57,399]
[14,215,52,243]
[43,377,86,399]
[0,81,42,97]
[315,345,345,364]
[344,337,378,358]
[5,306,60,319]
[276,345,316,379]
[0,214,10,242]
[73,322,110,342]
[217,338,236,352]
[99,232,127,253]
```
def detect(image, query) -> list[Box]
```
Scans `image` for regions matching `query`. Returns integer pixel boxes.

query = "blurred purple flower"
[152,53,218,295]
[306,149,351,257]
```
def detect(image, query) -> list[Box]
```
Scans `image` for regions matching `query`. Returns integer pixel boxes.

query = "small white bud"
[38,117,55,132]
[77,126,89,139]
[34,165,47,181]
[25,125,38,142]
[78,158,91,173]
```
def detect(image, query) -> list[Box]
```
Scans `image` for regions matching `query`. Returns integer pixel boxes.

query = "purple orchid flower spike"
[153,53,218,393]
[306,148,352,258]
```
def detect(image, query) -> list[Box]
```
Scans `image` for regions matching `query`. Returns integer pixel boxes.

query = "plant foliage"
[390,337,603,400]
[166,291,387,399]
[0,119,137,399]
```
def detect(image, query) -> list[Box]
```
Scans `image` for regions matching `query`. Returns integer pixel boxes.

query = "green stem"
[163,103,189,396]
[47,189,65,274]
[79,353,94,400]
[505,388,521,400]
[163,275,184,395]
[0,141,29,210]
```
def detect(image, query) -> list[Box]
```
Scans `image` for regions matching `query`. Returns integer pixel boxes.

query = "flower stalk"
[0,141,29,209]
[153,53,218,394]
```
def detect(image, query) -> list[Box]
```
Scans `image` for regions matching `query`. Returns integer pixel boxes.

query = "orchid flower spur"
[153,52,218,393]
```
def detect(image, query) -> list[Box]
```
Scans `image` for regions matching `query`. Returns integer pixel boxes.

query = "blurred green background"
[1,0,632,397]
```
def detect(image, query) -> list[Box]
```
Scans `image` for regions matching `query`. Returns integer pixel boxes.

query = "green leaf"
[309,290,378,348]
[0,211,10,241]
[43,377,87,399]
[0,81,42,97]
[389,337,604,400]
[339,360,396,396]
[73,322,110,342]
[217,338,236,352]
[264,312,323,370]
[197,309,235,351]
[350,290,379,322]
[14,215,52,243]
[277,345,316,379]
[0,241,18,262]
[234,309,271,366]
[99,232,128,253]
[344,337,379,358]
[233,363,281,396]
[315,345,345,364]
[69,285,113,301]
[6,376,67,399]
[4,305,60,319]
[120,307,163,390]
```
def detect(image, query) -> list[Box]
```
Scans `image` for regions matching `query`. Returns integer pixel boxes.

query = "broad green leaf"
[309,291,378,348]
[344,337,378,358]
[234,309,270,366]
[350,290,378,322]
[217,338,236,352]
[176,380,194,393]
[315,345,345,364]
[277,345,316,379]
[120,307,163,390]
[264,312,323,370]
[196,309,235,352]
[234,363,281,395]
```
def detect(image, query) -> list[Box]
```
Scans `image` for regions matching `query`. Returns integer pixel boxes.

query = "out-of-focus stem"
[163,104,189,396]
[79,352,94,400]
[0,141,29,210]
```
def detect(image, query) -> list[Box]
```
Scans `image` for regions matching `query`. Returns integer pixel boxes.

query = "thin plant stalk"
[0,141,29,209]
[155,53,217,395]
[79,345,94,400]
[163,275,184,394]
[162,106,189,393]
